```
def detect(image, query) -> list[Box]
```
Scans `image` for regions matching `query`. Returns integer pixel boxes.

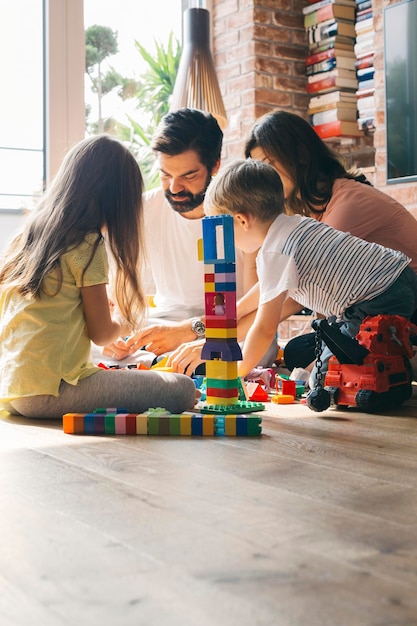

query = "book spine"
[309,92,356,107]
[356,86,376,98]
[357,66,374,79]
[306,48,336,65]
[303,0,334,16]
[307,68,338,83]
[356,8,373,21]
[307,75,357,93]
[313,120,343,138]
[314,120,363,138]
[308,20,338,44]
[356,0,372,11]
[357,77,375,90]
[308,35,355,53]
[306,57,337,75]
[304,3,335,27]
[354,53,374,69]
[306,76,338,93]
[356,95,375,109]
[311,109,341,125]
[354,39,375,56]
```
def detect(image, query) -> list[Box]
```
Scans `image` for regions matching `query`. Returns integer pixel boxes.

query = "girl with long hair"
[0,135,196,418]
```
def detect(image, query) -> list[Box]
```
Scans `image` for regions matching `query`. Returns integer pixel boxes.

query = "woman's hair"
[244,109,371,216]
[0,134,146,327]
[151,108,223,173]
[205,158,285,222]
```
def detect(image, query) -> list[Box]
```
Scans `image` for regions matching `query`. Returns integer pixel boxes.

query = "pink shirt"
[320,178,417,274]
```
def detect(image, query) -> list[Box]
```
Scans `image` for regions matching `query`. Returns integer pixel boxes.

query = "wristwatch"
[190,317,206,338]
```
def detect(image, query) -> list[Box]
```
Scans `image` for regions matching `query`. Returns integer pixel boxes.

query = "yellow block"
[202,415,215,435]
[180,413,192,435]
[205,395,238,406]
[206,328,237,339]
[224,415,237,436]
[136,414,148,434]
[197,238,204,261]
[206,360,238,380]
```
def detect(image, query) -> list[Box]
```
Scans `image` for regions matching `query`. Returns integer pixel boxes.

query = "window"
[384,0,417,183]
[0,0,45,212]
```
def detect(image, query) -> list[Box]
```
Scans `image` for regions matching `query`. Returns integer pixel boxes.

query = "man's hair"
[151,108,223,172]
[205,159,285,222]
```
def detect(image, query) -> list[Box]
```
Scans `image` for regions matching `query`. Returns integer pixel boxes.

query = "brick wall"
[212,0,417,214]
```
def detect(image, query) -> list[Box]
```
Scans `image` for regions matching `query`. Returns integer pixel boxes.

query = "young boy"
[203,159,417,383]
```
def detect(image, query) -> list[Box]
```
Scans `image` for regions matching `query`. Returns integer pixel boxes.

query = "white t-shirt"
[257,214,410,321]
[143,188,244,321]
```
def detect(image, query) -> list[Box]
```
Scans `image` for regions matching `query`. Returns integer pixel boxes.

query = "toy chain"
[306,322,331,412]
[313,325,324,390]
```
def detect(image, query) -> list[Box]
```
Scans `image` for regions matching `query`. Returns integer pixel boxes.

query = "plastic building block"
[62,407,262,436]
[271,394,295,404]
[277,378,296,397]
[245,382,269,402]
[198,400,265,414]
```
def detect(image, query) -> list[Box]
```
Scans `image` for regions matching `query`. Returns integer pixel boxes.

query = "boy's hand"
[167,339,205,376]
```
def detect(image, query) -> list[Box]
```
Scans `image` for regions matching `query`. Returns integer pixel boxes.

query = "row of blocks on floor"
[63,410,263,436]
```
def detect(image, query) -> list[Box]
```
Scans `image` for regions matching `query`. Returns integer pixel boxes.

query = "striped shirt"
[257,214,410,320]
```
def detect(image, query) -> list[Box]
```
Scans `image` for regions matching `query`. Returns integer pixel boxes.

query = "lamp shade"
[170,8,228,129]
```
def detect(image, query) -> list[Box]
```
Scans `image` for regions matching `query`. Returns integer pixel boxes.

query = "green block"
[148,415,160,435]
[245,416,263,435]
[104,414,116,434]
[169,415,182,435]
[205,377,240,389]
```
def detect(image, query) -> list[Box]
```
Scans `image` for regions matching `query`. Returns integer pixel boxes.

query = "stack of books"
[304,0,363,139]
[354,0,375,132]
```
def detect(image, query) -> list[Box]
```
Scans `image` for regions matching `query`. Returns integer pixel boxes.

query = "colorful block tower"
[199,214,264,415]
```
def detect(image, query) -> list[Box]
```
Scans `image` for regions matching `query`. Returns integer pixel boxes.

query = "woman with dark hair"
[245,109,417,371]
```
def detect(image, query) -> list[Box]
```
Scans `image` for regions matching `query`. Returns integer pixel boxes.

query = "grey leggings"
[4,369,197,419]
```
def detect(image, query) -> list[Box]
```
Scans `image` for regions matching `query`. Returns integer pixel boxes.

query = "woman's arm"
[81,284,130,346]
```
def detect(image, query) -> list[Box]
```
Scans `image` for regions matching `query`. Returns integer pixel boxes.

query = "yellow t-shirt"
[0,233,109,400]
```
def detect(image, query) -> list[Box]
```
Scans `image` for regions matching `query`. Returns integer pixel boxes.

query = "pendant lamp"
[170,8,228,129]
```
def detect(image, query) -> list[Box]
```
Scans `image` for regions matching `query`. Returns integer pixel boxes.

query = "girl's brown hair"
[0,134,146,327]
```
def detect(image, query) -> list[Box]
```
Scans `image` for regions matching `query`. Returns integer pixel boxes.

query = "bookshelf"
[304,0,370,140]
[354,0,376,133]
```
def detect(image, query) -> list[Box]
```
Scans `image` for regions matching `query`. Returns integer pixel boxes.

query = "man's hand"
[167,339,205,376]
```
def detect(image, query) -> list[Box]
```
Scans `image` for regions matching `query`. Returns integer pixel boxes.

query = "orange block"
[271,394,295,404]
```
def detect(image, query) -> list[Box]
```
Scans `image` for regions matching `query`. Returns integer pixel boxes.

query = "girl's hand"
[167,339,205,376]
[102,336,132,361]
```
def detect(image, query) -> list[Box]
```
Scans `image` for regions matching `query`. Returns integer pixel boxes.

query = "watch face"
[192,320,206,336]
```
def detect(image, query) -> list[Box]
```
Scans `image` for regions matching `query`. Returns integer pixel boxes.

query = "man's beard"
[165,174,212,214]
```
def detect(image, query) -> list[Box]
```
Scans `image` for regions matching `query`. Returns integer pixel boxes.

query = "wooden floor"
[1,386,417,626]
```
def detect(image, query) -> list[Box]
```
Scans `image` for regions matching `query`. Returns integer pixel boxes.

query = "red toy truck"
[307,315,417,413]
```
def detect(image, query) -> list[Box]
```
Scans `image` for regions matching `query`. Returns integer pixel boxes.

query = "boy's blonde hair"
[204,158,285,222]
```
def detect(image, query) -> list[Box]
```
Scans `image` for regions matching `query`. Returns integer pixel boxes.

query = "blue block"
[202,215,236,263]
[84,414,96,434]
[236,416,247,436]
[191,415,203,435]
